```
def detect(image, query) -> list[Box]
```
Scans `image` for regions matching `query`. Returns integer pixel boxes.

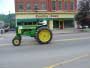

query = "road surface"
[0,32,90,68]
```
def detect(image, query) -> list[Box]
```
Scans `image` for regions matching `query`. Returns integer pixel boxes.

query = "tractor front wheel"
[12,36,21,46]
[36,27,52,44]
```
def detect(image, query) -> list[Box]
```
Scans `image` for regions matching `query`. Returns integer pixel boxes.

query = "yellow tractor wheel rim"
[39,30,51,42]
[14,40,19,45]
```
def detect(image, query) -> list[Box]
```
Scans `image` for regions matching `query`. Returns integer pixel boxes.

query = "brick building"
[15,0,77,30]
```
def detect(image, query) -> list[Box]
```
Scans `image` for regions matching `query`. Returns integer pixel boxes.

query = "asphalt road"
[0,32,90,68]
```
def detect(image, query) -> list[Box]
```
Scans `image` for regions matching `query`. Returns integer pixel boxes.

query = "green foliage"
[0,14,6,21]
[0,14,15,28]
[75,0,90,22]
[75,11,87,21]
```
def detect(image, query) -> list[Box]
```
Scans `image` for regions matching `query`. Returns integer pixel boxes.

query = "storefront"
[16,11,75,30]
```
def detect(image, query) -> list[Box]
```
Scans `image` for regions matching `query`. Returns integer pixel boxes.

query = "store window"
[17,2,24,11]
[42,2,47,10]
[34,2,39,11]
[26,3,31,10]
[41,0,47,10]
[70,1,74,10]
[58,0,62,10]
[64,0,68,10]
[52,1,56,10]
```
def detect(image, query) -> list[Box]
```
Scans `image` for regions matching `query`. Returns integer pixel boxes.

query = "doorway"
[53,20,64,29]
[59,20,64,29]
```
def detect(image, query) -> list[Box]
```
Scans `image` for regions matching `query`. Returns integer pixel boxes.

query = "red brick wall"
[15,0,77,12]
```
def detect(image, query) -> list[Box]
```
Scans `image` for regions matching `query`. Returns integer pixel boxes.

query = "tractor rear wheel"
[36,27,52,44]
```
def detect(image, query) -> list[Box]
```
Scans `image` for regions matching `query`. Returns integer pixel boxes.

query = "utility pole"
[9,11,11,28]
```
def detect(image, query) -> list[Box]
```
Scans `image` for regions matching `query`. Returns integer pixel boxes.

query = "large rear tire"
[36,27,52,44]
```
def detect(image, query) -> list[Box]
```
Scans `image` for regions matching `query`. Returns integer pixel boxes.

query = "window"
[42,2,47,10]
[17,2,23,11]
[34,2,39,11]
[70,1,74,10]
[52,1,56,10]
[58,1,62,10]
[64,1,68,10]
[26,3,31,10]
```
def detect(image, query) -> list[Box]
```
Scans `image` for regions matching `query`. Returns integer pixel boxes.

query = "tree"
[0,14,15,28]
[78,0,90,12]
[75,0,90,28]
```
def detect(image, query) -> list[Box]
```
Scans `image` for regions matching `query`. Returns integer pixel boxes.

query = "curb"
[52,31,76,34]
[52,29,90,34]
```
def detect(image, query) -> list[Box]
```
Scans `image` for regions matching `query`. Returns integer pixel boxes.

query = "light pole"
[9,11,11,28]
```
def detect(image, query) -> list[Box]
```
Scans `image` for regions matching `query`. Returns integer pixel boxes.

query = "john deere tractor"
[12,20,52,46]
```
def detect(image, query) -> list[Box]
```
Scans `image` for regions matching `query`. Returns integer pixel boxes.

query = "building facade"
[15,0,77,30]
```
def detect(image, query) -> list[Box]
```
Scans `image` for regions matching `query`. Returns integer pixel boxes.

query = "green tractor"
[12,20,52,46]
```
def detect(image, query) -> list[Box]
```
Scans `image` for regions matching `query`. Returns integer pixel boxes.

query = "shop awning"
[17,18,52,23]
[17,18,74,22]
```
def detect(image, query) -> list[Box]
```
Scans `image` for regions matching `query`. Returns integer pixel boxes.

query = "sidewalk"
[52,28,90,34]
[53,28,77,34]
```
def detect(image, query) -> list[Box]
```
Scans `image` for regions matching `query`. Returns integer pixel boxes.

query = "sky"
[0,0,15,15]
